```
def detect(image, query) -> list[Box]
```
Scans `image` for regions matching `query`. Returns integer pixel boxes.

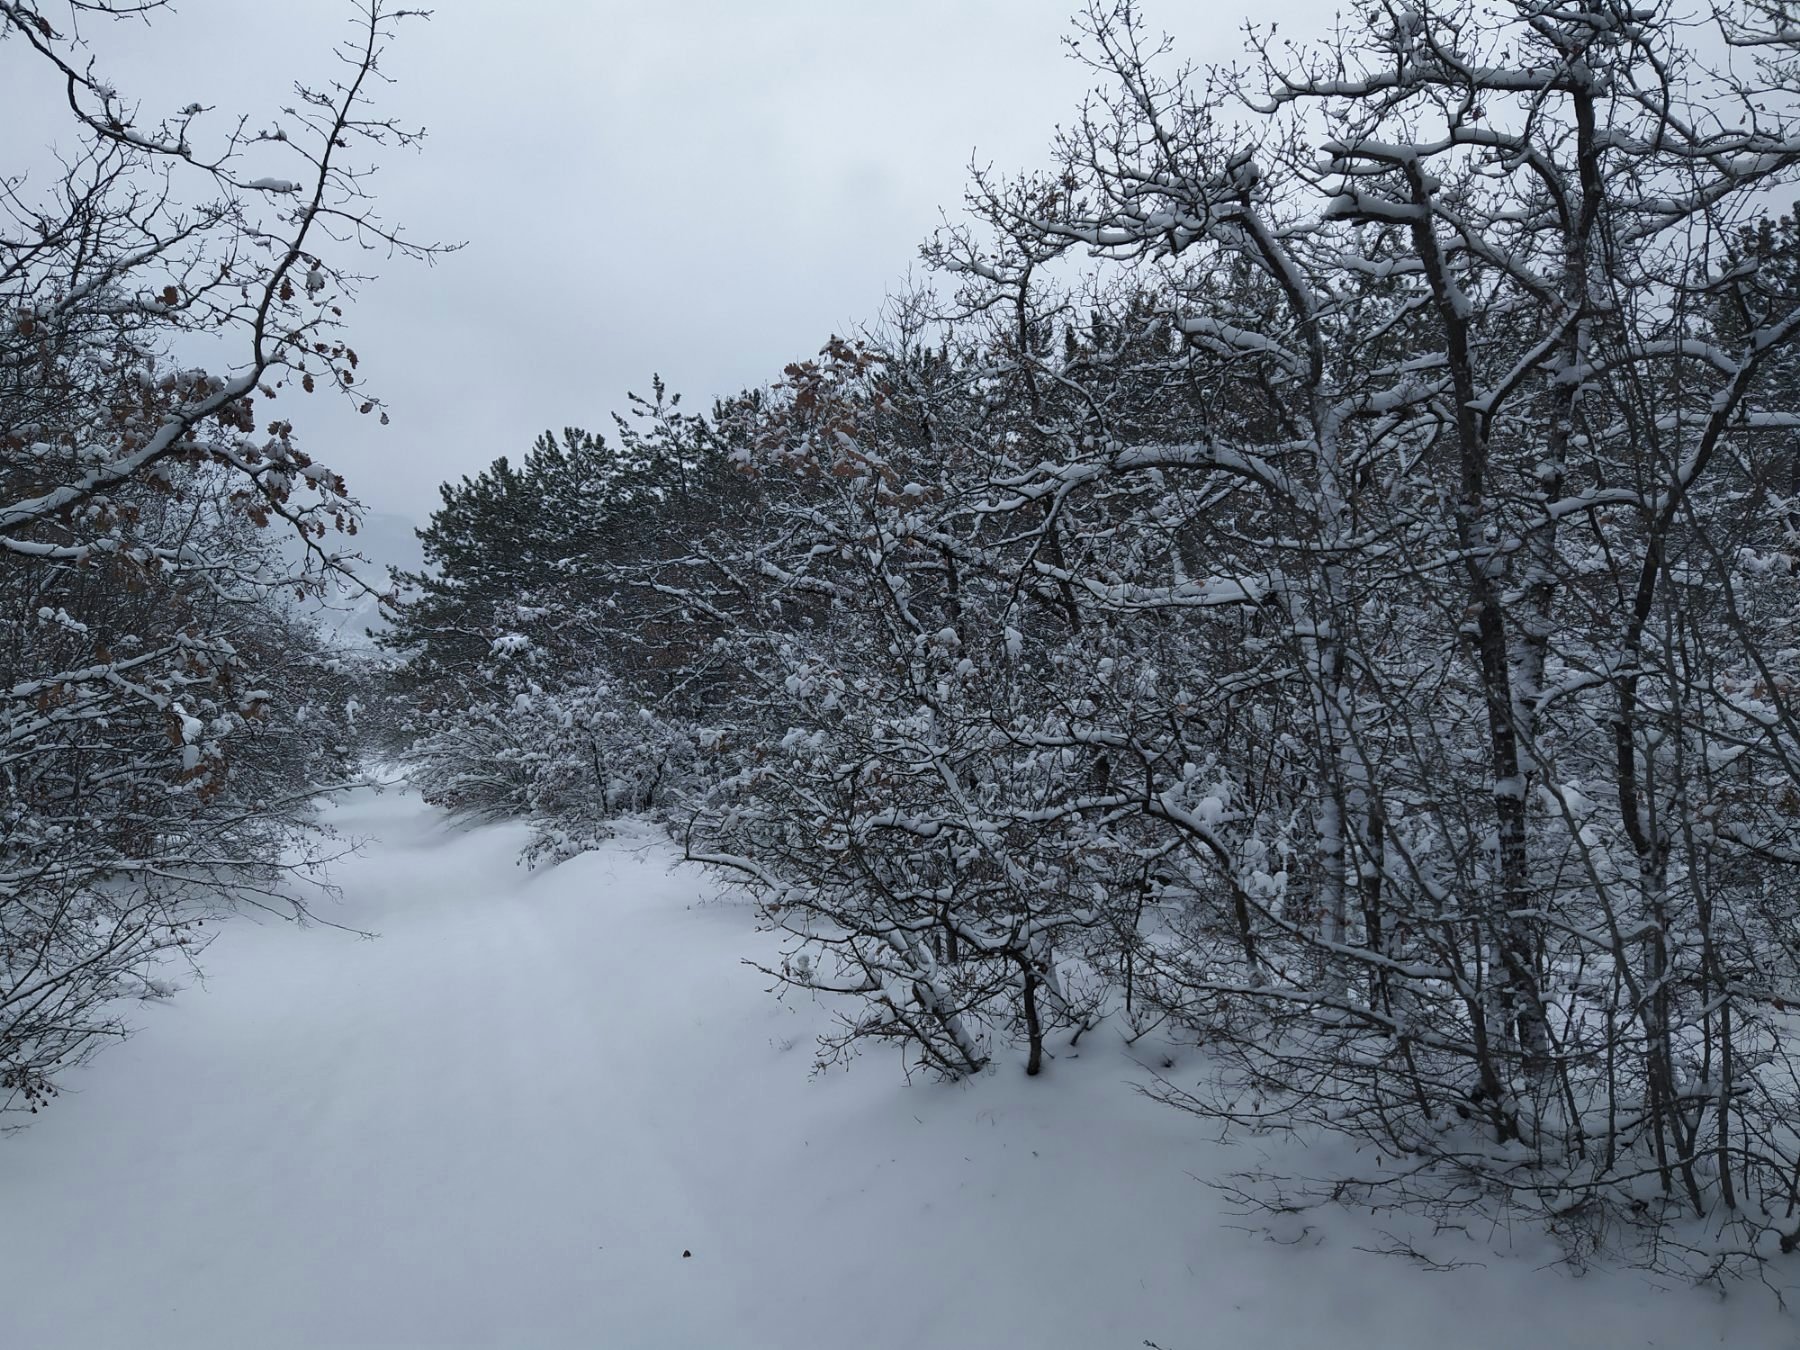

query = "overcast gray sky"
[6,1,1330,529]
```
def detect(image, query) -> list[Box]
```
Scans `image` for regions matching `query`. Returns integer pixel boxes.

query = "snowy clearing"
[1,787,1791,1349]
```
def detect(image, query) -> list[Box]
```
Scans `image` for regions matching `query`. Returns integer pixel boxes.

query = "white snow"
[0,786,1788,1348]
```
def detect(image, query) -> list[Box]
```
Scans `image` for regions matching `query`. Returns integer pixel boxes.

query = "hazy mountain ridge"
[292,509,426,652]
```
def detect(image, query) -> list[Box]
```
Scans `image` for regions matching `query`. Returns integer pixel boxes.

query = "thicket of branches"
[389,0,1800,1279]
[2,0,435,1116]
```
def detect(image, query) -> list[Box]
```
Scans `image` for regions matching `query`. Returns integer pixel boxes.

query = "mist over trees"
[387,0,1800,1279]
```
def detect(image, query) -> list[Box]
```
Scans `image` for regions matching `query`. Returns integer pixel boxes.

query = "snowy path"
[2,788,1788,1348]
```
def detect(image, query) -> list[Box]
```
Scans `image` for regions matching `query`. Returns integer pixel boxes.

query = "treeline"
[390,1,1800,1278]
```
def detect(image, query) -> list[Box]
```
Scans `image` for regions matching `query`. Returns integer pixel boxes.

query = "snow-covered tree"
[646,0,1800,1275]
[1,0,441,1116]
[378,0,1800,1278]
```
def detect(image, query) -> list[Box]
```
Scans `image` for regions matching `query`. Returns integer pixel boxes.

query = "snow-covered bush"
[694,640,1125,1078]
[516,681,700,863]
[404,666,700,863]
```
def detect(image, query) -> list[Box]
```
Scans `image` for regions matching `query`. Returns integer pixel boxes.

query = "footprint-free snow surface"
[3,788,1791,1348]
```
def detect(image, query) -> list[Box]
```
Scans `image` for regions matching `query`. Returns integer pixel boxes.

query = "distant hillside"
[294,510,426,652]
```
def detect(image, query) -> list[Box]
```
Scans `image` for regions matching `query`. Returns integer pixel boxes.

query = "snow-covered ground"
[2,787,1791,1348]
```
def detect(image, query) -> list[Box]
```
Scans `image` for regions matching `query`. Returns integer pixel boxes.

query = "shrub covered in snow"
[405,670,699,862]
